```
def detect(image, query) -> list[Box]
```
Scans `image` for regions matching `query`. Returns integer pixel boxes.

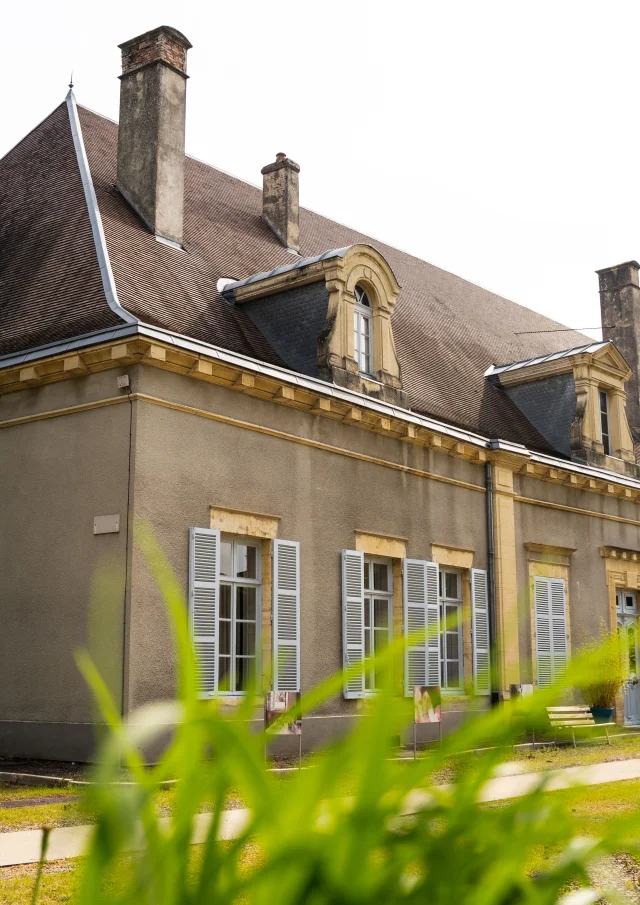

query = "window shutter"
[272,539,301,692]
[404,560,440,696]
[534,576,553,687]
[342,549,365,699]
[188,527,220,697]
[471,568,491,695]
[534,576,568,687]
[550,578,568,683]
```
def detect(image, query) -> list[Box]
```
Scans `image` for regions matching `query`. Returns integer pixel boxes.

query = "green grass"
[3,779,638,905]
[2,733,638,834]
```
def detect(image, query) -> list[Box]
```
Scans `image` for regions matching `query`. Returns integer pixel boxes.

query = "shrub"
[577,624,626,710]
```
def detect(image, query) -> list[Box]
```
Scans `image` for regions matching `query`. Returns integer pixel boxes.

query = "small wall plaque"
[94,514,120,535]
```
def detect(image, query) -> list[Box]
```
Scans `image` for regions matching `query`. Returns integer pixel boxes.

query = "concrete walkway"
[2,758,640,869]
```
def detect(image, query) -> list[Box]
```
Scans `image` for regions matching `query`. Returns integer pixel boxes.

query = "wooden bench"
[546,705,615,748]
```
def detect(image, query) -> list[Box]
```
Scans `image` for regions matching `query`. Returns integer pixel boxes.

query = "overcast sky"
[3,2,639,341]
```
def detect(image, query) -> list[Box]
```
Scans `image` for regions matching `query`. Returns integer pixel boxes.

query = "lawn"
[1,779,639,905]
[2,733,640,832]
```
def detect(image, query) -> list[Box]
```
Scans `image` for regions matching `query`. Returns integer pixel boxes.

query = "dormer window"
[599,389,611,456]
[353,285,373,375]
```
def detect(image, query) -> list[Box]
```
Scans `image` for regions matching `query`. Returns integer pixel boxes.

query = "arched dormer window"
[354,285,373,375]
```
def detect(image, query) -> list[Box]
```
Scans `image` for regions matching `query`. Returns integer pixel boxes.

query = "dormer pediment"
[486,340,638,475]
[222,244,407,407]
[588,343,632,380]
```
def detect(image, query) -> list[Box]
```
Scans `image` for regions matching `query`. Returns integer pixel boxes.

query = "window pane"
[235,657,255,692]
[364,626,371,658]
[364,563,370,590]
[220,584,232,619]
[364,602,371,628]
[447,660,460,687]
[626,595,635,610]
[218,657,231,691]
[444,572,459,600]
[372,563,389,592]
[374,598,389,628]
[446,631,459,661]
[439,572,444,597]
[220,542,233,577]
[236,621,256,656]
[236,544,257,579]
[445,604,459,630]
[236,586,256,621]
[219,618,231,656]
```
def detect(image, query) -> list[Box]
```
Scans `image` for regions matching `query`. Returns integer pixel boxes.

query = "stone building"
[2,26,640,760]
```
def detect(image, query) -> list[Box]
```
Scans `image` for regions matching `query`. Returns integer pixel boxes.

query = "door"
[617,590,640,726]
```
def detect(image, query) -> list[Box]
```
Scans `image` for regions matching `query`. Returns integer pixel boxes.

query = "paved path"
[2,758,640,869]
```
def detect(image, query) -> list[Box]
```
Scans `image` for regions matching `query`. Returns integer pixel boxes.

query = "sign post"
[413,686,442,758]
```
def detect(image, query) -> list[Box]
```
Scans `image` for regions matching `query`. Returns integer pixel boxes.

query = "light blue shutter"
[534,576,553,687]
[550,578,568,684]
[404,560,440,695]
[471,568,490,695]
[342,550,365,699]
[272,539,301,692]
[189,527,220,697]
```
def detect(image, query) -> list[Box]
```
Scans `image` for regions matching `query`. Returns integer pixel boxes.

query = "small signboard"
[413,685,442,724]
[412,685,442,757]
[265,691,302,735]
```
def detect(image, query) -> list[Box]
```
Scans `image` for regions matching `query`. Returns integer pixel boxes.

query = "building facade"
[2,26,640,760]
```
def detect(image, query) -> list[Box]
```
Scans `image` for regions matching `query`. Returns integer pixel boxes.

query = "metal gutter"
[484,461,499,706]
[65,90,137,326]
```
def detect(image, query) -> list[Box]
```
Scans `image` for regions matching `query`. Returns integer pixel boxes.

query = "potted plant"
[578,626,626,723]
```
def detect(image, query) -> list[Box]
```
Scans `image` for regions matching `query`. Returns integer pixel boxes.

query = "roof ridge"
[65,91,137,326]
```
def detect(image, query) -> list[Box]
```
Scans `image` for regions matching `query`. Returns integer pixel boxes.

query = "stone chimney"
[598,260,640,438]
[260,153,300,252]
[116,26,192,247]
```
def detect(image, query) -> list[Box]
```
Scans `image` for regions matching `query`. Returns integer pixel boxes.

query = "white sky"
[3,1,638,341]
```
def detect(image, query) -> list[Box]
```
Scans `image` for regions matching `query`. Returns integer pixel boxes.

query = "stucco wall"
[0,370,133,756]
[514,473,640,683]
[127,366,489,717]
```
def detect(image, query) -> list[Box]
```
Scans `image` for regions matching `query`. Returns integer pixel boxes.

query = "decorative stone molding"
[209,506,280,539]
[319,245,405,405]
[354,531,407,560]
[525,542,576,567]
[431,544,475,570]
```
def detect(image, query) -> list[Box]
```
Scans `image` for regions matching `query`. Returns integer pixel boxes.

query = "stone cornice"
[3,335,640,504]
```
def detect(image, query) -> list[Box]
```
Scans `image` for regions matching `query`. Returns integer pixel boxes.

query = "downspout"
[485,461,500,706]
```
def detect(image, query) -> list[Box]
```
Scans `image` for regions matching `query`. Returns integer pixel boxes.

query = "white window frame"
[617,589,638,615]
[599,388,611,456]
[218,534,262,696]
[353,285,373,376]
[363,556,393,693]
[439,567,464,693]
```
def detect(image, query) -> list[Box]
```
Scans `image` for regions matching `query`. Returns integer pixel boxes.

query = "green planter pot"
[590,707,614,724]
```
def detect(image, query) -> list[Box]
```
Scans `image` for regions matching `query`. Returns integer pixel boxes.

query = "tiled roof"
[0,102,595,451]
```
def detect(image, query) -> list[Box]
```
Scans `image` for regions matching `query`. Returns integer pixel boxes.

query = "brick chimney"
[260,153,300,252]
[597,260,640,438]
[116,26,192,247]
